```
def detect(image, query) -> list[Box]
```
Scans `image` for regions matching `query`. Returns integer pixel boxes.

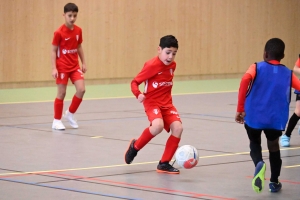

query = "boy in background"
[51,3,87,130]
[125,35,184,174]
[235,38,300,193]
[281,55,300,147]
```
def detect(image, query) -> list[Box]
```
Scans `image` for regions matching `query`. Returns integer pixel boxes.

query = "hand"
[235,112,245,124]
[52,68,58,79]
[82,64,87,73]
[137,94,145,103]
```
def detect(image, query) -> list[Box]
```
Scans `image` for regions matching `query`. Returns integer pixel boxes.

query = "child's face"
[157,47,178,65]
[64,11,77,27]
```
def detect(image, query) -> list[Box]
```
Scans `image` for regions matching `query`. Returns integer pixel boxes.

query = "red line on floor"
[50,172,236,200]
[0,172,51,179]
[246,176,300,184]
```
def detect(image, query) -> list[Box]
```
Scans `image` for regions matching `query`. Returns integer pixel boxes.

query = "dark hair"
[264,38,285,60]
[159,35,178,49]
[64,3,78,13]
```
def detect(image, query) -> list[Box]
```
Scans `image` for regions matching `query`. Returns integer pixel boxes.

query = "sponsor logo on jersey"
[65,38,70,40]
[158,72,163,75]
[153,109,159,115]
[159,82,173,87]
[62,49,78,54]
[152,81,158,88]
[152,81,173,89]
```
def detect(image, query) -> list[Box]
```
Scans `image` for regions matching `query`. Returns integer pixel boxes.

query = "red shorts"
[145,105,181,132]
[56,69,84,85]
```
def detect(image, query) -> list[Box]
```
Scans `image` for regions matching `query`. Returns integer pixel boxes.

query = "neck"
[65,23,74,30]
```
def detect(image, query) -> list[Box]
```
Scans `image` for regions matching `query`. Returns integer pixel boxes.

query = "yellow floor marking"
[91,136,103,139]
[0,146,298,177]
[284,164,300,168]
[0,90,237,105]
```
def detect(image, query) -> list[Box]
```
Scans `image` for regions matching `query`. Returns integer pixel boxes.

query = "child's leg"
[284,99,300,137]
[265,130,282,183]
[52,84,67,130]
[245,124,263,165]
[69,79,85,113]
[125,107,163,164]
[134,118,163,150]
[156,107,182,174]
[54,84,67,119]
[245,124,266,193]
[160,121,182,163]
[265,130,283,192]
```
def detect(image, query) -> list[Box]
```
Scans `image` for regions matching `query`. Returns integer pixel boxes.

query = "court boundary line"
[0,147,298,177]
[0,90,237,105]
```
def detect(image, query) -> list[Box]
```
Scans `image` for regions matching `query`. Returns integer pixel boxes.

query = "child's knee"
[267,140,280,152]
[150,121,164,135]
[171,123,183,137]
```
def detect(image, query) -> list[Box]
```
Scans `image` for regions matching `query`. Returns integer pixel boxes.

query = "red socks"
[54,95,82,119]
[161,135,181,163]
[134,128,154,150]
[54,98,63,119]
[69,95,82,113]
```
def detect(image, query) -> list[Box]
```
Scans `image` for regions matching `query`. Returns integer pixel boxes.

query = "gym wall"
[1,0,299,88]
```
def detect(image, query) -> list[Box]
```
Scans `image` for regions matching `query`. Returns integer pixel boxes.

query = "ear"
[263,51,268,59]
[157,46,162,53]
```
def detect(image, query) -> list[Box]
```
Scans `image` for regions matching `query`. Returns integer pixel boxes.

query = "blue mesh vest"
[245,61,292,130]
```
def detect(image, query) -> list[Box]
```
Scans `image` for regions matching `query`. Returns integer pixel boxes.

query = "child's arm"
[131,63,158,103]
[235,64,256,124]
[77,44,87,73]
[291,73,300,91]
[293,56,300,75]
[131,79,144,102]
[51,45,58,79]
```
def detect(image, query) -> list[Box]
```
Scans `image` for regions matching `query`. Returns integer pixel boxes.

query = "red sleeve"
[130,62,160,98]
[237,64,256,112]
[292,73,300,91]
[52,31,61,46]
[237,73,252,112]
[79,29,83,44]
[296,58,300,67]
[131,79,142,98]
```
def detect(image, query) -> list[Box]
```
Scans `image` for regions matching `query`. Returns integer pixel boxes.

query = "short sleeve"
[78,29,83,44]
[52,31,61,46]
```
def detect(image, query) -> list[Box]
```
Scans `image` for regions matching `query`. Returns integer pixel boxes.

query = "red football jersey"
[131,56,176,108]
[52,24,83,72]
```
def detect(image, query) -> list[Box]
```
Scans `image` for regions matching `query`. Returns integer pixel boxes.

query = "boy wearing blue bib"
[235,38,300,194]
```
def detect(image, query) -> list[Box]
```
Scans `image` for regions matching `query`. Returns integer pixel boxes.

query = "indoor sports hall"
[1,1,300,200]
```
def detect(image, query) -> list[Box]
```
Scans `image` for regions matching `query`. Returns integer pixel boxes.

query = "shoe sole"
[269,188,282,192]
[156,169,180,174]
[252,163,266,193]
[52,127,65,130]
[124,139,135,164]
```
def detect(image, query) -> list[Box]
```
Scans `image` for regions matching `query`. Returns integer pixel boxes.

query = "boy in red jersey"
[125,35,183,174]
[51,3,87,130]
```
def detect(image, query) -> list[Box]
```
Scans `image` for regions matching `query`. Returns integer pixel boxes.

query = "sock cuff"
[55,98,64,103]
[169,135,180,143]
[73,95,82,102]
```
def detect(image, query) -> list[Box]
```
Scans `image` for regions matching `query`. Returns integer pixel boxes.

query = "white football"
[175,145,199,169]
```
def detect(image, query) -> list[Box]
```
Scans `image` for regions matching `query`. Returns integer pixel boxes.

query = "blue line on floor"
[0,178,142,200]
